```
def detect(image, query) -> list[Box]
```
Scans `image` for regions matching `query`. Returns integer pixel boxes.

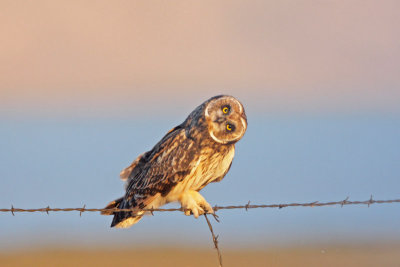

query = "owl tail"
[101,197,143,228]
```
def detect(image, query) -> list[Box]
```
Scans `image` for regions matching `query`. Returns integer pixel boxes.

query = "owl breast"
[191,145,235,190]
[165,145,235,202]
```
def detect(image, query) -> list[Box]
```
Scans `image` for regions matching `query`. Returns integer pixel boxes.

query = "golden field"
[1,245,400,267]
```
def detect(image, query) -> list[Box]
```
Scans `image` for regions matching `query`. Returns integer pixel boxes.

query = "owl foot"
[179,190,214,218]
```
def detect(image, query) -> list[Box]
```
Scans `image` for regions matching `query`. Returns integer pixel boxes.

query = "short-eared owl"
[102,95,247,228]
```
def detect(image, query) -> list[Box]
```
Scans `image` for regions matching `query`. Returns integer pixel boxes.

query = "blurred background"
[1,1,400,266]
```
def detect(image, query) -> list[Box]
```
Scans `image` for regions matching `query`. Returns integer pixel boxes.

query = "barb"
[1,197,399,214]
[204,214,222,267]
[80,204,86,217]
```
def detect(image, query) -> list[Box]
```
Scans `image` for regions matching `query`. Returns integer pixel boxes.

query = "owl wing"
[108,125,201,227]
[125,125,200,201]
[119,126,184,181]
[120,153,144,181]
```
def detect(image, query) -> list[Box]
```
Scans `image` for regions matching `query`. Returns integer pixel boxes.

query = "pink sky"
[1,1,399,117]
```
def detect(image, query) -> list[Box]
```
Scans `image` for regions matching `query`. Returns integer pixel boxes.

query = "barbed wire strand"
[2,196,400,267]
[1,196,400,214]
[204,214,223,267]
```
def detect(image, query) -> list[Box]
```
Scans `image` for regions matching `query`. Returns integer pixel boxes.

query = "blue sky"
[1,114,399,248]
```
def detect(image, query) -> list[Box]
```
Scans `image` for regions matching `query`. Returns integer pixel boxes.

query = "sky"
[1,1,400,248]
[1,116,399,249]
[1,0,399,117]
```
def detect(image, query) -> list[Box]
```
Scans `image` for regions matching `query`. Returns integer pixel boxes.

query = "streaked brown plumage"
[102,95,247,228]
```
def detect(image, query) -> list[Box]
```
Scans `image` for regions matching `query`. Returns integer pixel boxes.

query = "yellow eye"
[222,106,229,114]
[226,124,233,131]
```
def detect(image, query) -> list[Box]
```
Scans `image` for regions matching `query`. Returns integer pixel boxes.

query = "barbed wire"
[2,196,399,267]
[1,196,399,215]
[204,214,223,267]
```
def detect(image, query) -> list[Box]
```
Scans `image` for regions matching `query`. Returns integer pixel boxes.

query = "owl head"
[204,95,247,144]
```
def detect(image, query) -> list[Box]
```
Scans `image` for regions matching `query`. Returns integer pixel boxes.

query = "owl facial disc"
[204,95,247,144]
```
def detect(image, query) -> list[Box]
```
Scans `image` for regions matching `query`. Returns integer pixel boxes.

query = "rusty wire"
[1,196,399,215]
[2,196,399,267]
[204,214,223,267]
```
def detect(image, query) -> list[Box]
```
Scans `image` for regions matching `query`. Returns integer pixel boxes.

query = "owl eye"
[222,105,230,114]
[226,123,235,132]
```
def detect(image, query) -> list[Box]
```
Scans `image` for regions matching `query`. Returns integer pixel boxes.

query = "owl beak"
[214,117,225,124]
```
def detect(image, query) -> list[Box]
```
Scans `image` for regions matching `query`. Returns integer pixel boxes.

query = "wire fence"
[2,196,400,267]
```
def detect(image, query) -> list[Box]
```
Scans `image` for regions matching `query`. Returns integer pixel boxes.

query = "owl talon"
[200,203,214,214]
[180,190,209,218]
[193,207,201,218]
[183,206,204,218]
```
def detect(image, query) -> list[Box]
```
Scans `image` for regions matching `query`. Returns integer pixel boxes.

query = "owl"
[102,95,247,228]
